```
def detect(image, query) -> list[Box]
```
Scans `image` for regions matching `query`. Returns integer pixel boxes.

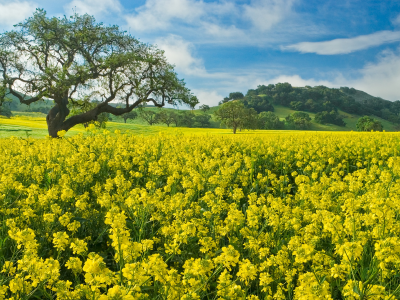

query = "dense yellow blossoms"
[1,130,400,299]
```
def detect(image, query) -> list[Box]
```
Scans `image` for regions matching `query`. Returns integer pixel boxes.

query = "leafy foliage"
[139,109,159,126]
[286,112,311,130]
[314,110,346,126]
[0,9,196,137]
[214,101,247,133]
[247,83,400,123]
[199,104,210,113]
[0,105,12,118]
[259,111,284,129]
[154,110,175,127]
[356,116,383,131]
[121,111,138,123]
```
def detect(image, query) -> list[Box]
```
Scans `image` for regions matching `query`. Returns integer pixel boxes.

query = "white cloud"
[155,35,207,76]
[393,14,400,26]
[64,0,122,18]
[258,49,400,101]
[0,1,37,28]
[349,48,400,100]
[283,31,400,55]
[192,89,224,106]
[125,0,293,41]
[244,0,295,32]
[125,0,206,32]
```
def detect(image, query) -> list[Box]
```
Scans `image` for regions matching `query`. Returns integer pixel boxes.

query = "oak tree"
[0,10,196,137]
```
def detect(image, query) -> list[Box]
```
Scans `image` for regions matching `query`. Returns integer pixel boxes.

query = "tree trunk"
[46,98,142,137]
[46,96,71,138]
[233,126,237,134]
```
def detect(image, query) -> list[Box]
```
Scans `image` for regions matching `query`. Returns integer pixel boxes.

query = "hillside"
[2,84,400,131]
[216,83,400,131]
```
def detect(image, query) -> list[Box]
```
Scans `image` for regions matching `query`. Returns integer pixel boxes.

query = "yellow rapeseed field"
[1,129,400,299]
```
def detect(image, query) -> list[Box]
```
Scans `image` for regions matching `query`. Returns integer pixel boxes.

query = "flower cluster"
[1,131,400,299]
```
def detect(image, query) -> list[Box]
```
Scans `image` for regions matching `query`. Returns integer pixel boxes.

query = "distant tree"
[218,92,244,105]
[275,82,293,94]
[229,92,244,100]
[246,89,258,97]
[188,96,199,110]
[169,111,180,127]
[121,111,138,123]
[219,97,230,105]
[0,105,12,118]
[286,112,311,130]
[155,110,175,127]
[199,104,210,113]
[214,100,246,134]
[194,114,211,128]
[139,110,159,125]
[259,111,284,129]
[356,116,383,131]
[243,95,274,113]
[179,111,195,127]
[290,101,305,111]
[240,108,258,130]
[314,110,346,126]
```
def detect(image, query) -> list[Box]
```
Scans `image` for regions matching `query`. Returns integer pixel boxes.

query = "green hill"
[213,84,400,131]
[3,84,400,131]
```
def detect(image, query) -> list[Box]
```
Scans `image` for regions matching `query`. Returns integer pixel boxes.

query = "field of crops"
[1,130,400,299]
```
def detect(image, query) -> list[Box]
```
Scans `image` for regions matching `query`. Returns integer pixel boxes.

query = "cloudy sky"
[1,0,400,105]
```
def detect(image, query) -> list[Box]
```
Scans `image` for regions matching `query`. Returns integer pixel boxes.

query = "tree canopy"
[0,9,196,137]
[356,116,383,131]
[214,101,247,134]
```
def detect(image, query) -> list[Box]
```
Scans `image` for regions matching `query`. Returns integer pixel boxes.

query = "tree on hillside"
[139,110,159,126]
[155,110,175,127]
[0,105,12,118]
[243,95,274,113]
[199,104,210,113]
[194,114,211,128]
[218,92,244,105]
[229,92,244,100]
[121,111,138,123]
[259,111,284,130]
[214,100,247,134]
[314,110,345,126]
[178,111,195,127]
[356,116,383,131]
[0,10,196,137]
[286,112,311,130]
[240,108,258,130]
[168,111,180,127]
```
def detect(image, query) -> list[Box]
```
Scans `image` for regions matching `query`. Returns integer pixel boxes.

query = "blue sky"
[1,0,400,106]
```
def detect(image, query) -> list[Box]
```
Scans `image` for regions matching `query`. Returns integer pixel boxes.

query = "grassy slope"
[341,89,385,103]
[1,99,398,139]
[0,113,236,139]
[272,104,397,131]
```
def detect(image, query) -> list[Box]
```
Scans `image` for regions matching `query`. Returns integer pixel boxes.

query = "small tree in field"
[356,116,383,131]
[199,104,210,113]
[0,10,196,137]
[0,105,12,118]
[139,109,158,125]
[155,110,175,127]
[214,100,246,134]
[259,111,284,129]
[121,111,138,123]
